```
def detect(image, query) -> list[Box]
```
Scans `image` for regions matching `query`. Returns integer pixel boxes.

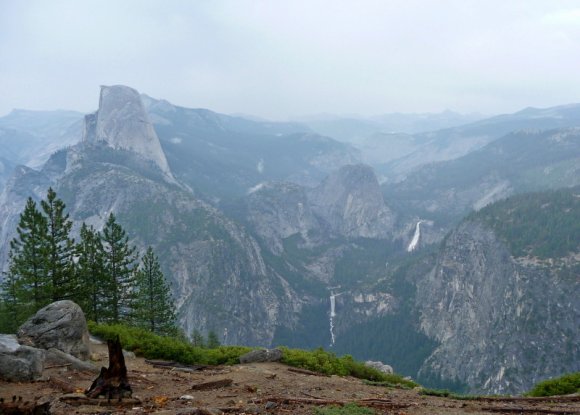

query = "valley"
[0,85,578,396]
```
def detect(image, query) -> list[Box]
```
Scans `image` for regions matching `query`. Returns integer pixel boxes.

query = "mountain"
[143,95,360,200]
[302,111,484,144]
[82,86,173,180]
[382,127,580,227]
[377,104,580,179]
[0,86,578,395]
[0,109,83,168]
[416,188,580,394]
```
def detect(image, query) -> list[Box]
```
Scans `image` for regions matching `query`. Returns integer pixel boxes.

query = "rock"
[365,360,393,374]
[45,348,99,373]
[17,300,91,360]
[0,334,45,381]
[239,348,283,364]
[84,85,174,180]
[179,395,195,400]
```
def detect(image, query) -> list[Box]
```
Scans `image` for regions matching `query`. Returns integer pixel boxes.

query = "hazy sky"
[1,0,579,119]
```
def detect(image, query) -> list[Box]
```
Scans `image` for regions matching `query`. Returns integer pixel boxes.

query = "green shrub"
[88,322,252,365]
[313,403,374,415]
[525,373,580,397]
[280,347,417,387]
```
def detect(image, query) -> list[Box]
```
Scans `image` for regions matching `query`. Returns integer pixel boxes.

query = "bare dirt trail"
[1,342,579,414]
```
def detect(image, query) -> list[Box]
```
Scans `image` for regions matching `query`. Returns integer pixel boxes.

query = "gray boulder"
[239,348,283,364]
[17,300,90,360]
[365,360,394,374]
[0,334,45,381]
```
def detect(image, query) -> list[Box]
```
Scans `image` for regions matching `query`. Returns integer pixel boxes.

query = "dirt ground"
[1,342,579,415]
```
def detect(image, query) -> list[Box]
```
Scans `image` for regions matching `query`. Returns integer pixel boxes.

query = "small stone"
[265,401,277,410]
[180,395,195,400]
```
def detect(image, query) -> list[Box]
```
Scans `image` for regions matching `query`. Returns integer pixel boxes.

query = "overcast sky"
[1,0,579,120]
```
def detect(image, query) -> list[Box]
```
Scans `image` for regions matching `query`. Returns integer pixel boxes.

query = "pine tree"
[191,329,206,348]
[76,223,106,322]
[101,213,137,323]
[0,268,28,333]
[207,330,221,349]
[40,188,76,301]
[134,247,176,335]
[6,198,50,311]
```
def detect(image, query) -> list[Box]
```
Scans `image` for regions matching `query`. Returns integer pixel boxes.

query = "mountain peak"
[82,85,173,180]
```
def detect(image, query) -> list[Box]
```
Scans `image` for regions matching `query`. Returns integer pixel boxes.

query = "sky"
[1,0,580,120]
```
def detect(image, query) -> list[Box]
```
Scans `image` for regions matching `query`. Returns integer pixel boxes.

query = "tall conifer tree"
[76,223,106,322]
[101,213,137,323]
[134,246,177,334]
[6,197,50,311]
[41,188,76,301]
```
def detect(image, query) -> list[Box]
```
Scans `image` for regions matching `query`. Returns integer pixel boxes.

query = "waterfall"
[329,291,341,346]
[407,220,424,252]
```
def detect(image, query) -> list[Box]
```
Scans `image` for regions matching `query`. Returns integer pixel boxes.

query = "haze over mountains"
[0,85,578,395]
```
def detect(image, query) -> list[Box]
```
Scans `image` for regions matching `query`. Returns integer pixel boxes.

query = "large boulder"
[239,348,283,364]
[17,300,90,360]
[365,360,394,374]
[0,334,45,381]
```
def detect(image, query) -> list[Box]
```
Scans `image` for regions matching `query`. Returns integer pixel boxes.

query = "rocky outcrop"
[239,348,283,364]
[365,360,394,374]
[0,334,45,381]
[416,220,580,394]
[308,164,394,239]
[83,85,173,180]
[17,300,91,360]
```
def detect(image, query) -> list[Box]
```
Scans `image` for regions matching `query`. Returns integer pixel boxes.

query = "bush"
[280,347,417,387]
[88,322,252,365]
[314,403,374,415]
[525,373,580,397]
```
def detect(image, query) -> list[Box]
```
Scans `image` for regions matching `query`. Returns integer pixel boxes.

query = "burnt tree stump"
[84,336,132,401]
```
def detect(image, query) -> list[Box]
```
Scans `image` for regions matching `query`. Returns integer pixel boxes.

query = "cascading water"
[407,220,424,252]
[329,291,341,346]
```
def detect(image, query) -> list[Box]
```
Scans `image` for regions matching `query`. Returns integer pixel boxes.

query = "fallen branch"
[287,367,330,377]
[145,359,208,371]
[44,363,72,369]
[480,406,580,414]
[474,395,580,403]
[257,396,411,409]
[191,378,233,391]
[60,393,141,407]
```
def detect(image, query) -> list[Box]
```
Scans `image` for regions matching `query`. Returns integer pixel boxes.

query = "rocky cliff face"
[308,164,395,239]
[56,144,300,346]
[83,85,173,180]
[416,220,579,394]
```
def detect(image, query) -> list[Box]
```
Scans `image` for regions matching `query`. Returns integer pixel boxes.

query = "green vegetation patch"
[525,372,580,397]
[280,347,417,387]
[314,403,375,415]
[89,322,251,366]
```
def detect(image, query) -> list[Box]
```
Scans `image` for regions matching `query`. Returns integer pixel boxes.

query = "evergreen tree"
[0,268,28,333]
[40,188,76,301]
[191,329,206,348]
[133,247,177,335]
[101,213,137,323]
[76,223,106,322]
[207,330,221,349]
[6,198,50,311]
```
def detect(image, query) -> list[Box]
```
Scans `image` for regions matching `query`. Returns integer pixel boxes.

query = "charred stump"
[84,336,132,401]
